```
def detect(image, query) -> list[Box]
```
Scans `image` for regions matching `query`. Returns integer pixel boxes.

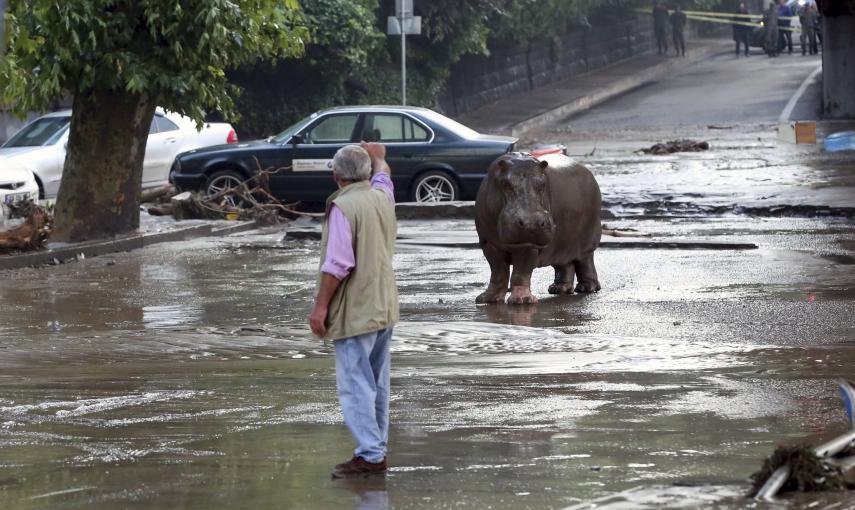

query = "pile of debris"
[639,139,710,155]
[0,200,54,255]
[144,162,320,225]
[751,380,855,501]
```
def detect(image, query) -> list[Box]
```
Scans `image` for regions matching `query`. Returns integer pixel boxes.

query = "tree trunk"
[821,15,855,119]
[52,89,155,243]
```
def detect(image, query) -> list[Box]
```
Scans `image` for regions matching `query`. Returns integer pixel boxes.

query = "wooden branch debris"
[0,200,54,255]
[146,160,323,224]
[639,139,710,155]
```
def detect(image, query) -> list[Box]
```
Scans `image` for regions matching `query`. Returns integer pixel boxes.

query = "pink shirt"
[321,173,394,280]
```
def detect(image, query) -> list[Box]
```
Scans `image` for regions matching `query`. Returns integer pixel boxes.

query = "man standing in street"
[670,4,687,57]
[777,0,793,54]
[310,142,399,478]
[652,1,670,55]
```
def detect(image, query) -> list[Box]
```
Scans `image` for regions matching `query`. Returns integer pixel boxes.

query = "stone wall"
[440,18,654,117]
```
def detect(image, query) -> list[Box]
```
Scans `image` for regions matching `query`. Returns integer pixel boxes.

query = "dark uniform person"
[653,1,670,55]
[803,2,819,55]
[777,0,793,54]
[670,5,687,56]
[733,2,751,56]
[763,1,779,56]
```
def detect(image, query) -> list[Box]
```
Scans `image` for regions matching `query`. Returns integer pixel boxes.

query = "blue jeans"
[334,327,392,463]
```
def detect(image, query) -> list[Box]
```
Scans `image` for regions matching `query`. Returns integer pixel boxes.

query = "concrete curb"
[395,201,475,220]
[0,221,256,271]
[507,43,730,136]
[283,228,758,251]
[395,202,616,221]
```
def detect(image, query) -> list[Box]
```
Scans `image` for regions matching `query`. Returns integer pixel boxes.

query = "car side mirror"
[290,134,304,145]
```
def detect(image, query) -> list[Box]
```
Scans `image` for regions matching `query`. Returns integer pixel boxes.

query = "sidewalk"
[456,37,733,136]
[0,214,257,271]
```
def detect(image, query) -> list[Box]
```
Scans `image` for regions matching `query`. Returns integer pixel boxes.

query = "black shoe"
[332,456,388,478]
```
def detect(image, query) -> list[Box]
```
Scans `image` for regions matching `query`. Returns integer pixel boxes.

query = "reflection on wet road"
[1,214,854,509]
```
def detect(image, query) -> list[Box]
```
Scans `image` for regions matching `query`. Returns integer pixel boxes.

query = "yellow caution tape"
[683,10,797,21]
[686,13,801,31]
[637,8,802,32]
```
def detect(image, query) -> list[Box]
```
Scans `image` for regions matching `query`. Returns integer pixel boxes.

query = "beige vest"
[318,180,399,341]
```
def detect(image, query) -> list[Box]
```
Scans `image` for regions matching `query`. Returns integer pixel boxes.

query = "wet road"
[1,213,854,509]
[556,52,822,131]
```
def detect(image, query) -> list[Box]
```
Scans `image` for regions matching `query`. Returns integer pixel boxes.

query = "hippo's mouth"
[500,242,550,250]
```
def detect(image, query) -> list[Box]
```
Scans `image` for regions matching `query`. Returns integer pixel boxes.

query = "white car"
[0,109,238,198]
[0,158,40,208]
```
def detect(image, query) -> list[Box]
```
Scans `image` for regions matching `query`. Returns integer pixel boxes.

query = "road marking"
[779,64,822,123]
[29,486,95,500]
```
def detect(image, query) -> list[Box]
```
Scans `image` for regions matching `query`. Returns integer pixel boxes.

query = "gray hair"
[333,145,372,182]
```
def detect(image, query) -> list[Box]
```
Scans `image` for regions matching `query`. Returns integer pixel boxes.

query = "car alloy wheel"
[205,171,246,208]
[414,173,457,202]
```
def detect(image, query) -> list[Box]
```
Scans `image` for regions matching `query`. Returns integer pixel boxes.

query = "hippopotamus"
[474,152,602,304]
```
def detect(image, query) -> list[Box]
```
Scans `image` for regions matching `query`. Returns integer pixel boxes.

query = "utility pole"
[400,2,407,105]
[388,0,421,106]
[0,0,7,52]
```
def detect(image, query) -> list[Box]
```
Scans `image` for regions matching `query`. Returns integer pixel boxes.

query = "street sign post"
[387,0,421,105]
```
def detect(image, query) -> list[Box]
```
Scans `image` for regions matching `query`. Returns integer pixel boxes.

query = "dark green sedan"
[169,106,517,203]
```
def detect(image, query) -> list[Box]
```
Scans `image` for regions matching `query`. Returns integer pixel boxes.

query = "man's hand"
[309,305,328,337]
[360,141,386,162]
[360,141,391,175]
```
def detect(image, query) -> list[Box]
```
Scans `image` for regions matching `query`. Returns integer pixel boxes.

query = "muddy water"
[1,219,854,509]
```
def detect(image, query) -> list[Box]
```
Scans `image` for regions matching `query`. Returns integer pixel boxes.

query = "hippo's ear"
[539,160,549,169]
[493,158,511,175]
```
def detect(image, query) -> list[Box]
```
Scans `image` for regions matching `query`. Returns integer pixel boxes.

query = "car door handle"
[403,154,414,158]
[164,138,177,144]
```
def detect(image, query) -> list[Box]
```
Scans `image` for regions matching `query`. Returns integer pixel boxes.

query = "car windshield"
[3,116,71,147]
[270,114,315,143]
[417,110,481,140]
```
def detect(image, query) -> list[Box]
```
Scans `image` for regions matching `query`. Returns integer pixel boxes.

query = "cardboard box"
[778,121,817,144]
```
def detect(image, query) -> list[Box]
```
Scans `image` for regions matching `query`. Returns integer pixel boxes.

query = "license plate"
[4,192,30,205]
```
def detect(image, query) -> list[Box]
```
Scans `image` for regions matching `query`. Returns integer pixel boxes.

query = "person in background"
[652,1,670,55]
[777,0,793,54]
[813,3,822,51]
[733,2,752,57]
[799,1,819,55]
[763,1,779,57]
[670,4,687,57]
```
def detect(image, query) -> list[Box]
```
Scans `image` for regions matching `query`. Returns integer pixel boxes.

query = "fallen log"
[140,184,176,204]
[639,139,710,155]
[0,200,54,255]
[146,203,175,217]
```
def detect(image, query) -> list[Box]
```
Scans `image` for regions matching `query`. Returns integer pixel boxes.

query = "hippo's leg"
[476,243,510,303]
[574,251,601,293]
[548,264,576,294]
[507,249,539,305]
